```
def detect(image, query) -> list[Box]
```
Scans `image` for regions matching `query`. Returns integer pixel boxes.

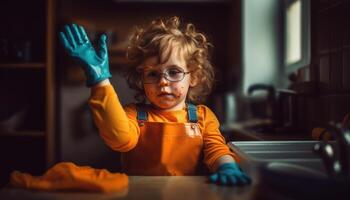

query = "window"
[284,0,310,74]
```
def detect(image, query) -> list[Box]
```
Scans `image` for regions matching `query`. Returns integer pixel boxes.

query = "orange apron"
[121,104,204,175]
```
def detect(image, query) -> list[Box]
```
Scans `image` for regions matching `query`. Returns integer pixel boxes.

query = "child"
[59,16,251,186]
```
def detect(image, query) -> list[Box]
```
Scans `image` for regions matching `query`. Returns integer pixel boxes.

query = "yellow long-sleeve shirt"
[88,85,238,172]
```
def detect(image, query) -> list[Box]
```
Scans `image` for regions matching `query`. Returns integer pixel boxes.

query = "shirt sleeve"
[201,106,239,172]
[88,85,139,152]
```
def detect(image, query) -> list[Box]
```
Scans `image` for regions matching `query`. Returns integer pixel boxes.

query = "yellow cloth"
[88,85,238,173]
[311,127,333,141]
[311,113,350,141]
[10,162,128,193]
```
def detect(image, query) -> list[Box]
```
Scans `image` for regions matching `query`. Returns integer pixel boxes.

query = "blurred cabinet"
[0,0,56,186]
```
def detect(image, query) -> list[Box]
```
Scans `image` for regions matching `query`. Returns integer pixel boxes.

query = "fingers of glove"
[78,25,89,43]
[98,34,108,59]
[59,32,73,53]
[209,173,218,183]
[64,25,77,48]
[234,173,251,185]
[235,175,246,185]
[72,24,83,45]
[241,173,252,184]
[219,174,228,185]
[227,175,238,186]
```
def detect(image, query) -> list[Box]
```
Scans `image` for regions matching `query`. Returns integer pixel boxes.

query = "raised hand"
[59,24,111,87]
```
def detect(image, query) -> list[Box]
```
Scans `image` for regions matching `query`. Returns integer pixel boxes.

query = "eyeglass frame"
[141,68,193,84]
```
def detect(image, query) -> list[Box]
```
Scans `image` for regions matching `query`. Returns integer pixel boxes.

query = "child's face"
[141,50,195,111]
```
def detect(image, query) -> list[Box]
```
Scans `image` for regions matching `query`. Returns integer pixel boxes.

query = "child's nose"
[158,75,170,86]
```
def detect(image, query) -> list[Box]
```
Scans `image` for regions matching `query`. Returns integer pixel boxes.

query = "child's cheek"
[144,89,153,97]
[174,87,185,97]
[146,90,156,97]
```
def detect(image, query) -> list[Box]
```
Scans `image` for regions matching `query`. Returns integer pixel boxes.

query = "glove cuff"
[217,162,241,171]
[86,73,112,87]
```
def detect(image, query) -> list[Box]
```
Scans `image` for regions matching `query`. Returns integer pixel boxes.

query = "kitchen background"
[0,0,349,186]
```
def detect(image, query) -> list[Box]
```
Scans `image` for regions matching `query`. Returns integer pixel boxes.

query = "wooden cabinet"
[0,0,56,186]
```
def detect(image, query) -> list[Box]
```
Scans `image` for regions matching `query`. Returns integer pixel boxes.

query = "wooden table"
[0,176,278,200]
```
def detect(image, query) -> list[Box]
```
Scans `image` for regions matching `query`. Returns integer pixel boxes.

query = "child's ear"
[190,76,198,87]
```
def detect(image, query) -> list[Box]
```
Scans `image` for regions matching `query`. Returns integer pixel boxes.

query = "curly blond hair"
[126,16,214,104]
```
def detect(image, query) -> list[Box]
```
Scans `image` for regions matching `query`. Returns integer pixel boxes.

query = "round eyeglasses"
[142,68,192,84]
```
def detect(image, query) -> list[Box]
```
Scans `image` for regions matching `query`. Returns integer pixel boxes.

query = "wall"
[241,0,283,94]
[295,0,350,131]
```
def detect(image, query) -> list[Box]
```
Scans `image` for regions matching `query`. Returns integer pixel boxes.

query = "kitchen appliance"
[248,83,298,133]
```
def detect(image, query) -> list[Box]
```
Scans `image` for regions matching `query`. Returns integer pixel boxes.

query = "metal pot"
[248,84,298,132]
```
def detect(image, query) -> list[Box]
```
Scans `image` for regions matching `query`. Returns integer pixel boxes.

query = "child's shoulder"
[124,103,152,110]
[195,104,216,117]
[123,103,139,119]
[123,103,153,113]
[195,104,219,124]
[123,103,215,116]
[124,103,137,109]
[123,103,137,113]
[195,104,208,110]
[195,104,211,110]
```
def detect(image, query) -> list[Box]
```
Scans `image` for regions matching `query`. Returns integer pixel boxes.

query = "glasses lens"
[143,70,159,83]
[143,68,186,83]
[166,68,184,82]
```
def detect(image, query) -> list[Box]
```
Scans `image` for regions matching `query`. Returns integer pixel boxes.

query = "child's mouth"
[158,93,175,98]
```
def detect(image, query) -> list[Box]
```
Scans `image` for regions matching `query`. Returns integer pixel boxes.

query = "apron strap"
[136,103,198,123]
[136,104,147,126]
[187,103,198,123]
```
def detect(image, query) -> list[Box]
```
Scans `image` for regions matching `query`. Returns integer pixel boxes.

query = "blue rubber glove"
[209,162,252,186]
[59,24,112,87]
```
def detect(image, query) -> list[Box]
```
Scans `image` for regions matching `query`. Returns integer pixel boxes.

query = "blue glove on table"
[209,162,252,186]
[59,24,112,87]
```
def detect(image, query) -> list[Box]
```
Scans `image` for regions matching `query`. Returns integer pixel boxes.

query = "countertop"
[0,176,289,200]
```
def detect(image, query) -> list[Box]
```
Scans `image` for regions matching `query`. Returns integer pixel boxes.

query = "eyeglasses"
[142,68,192,84]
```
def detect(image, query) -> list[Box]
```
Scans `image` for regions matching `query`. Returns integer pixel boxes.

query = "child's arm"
[201,105,239,171]
[89,84,139,152]
[59,24,139,152]
[200,105,251,186]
